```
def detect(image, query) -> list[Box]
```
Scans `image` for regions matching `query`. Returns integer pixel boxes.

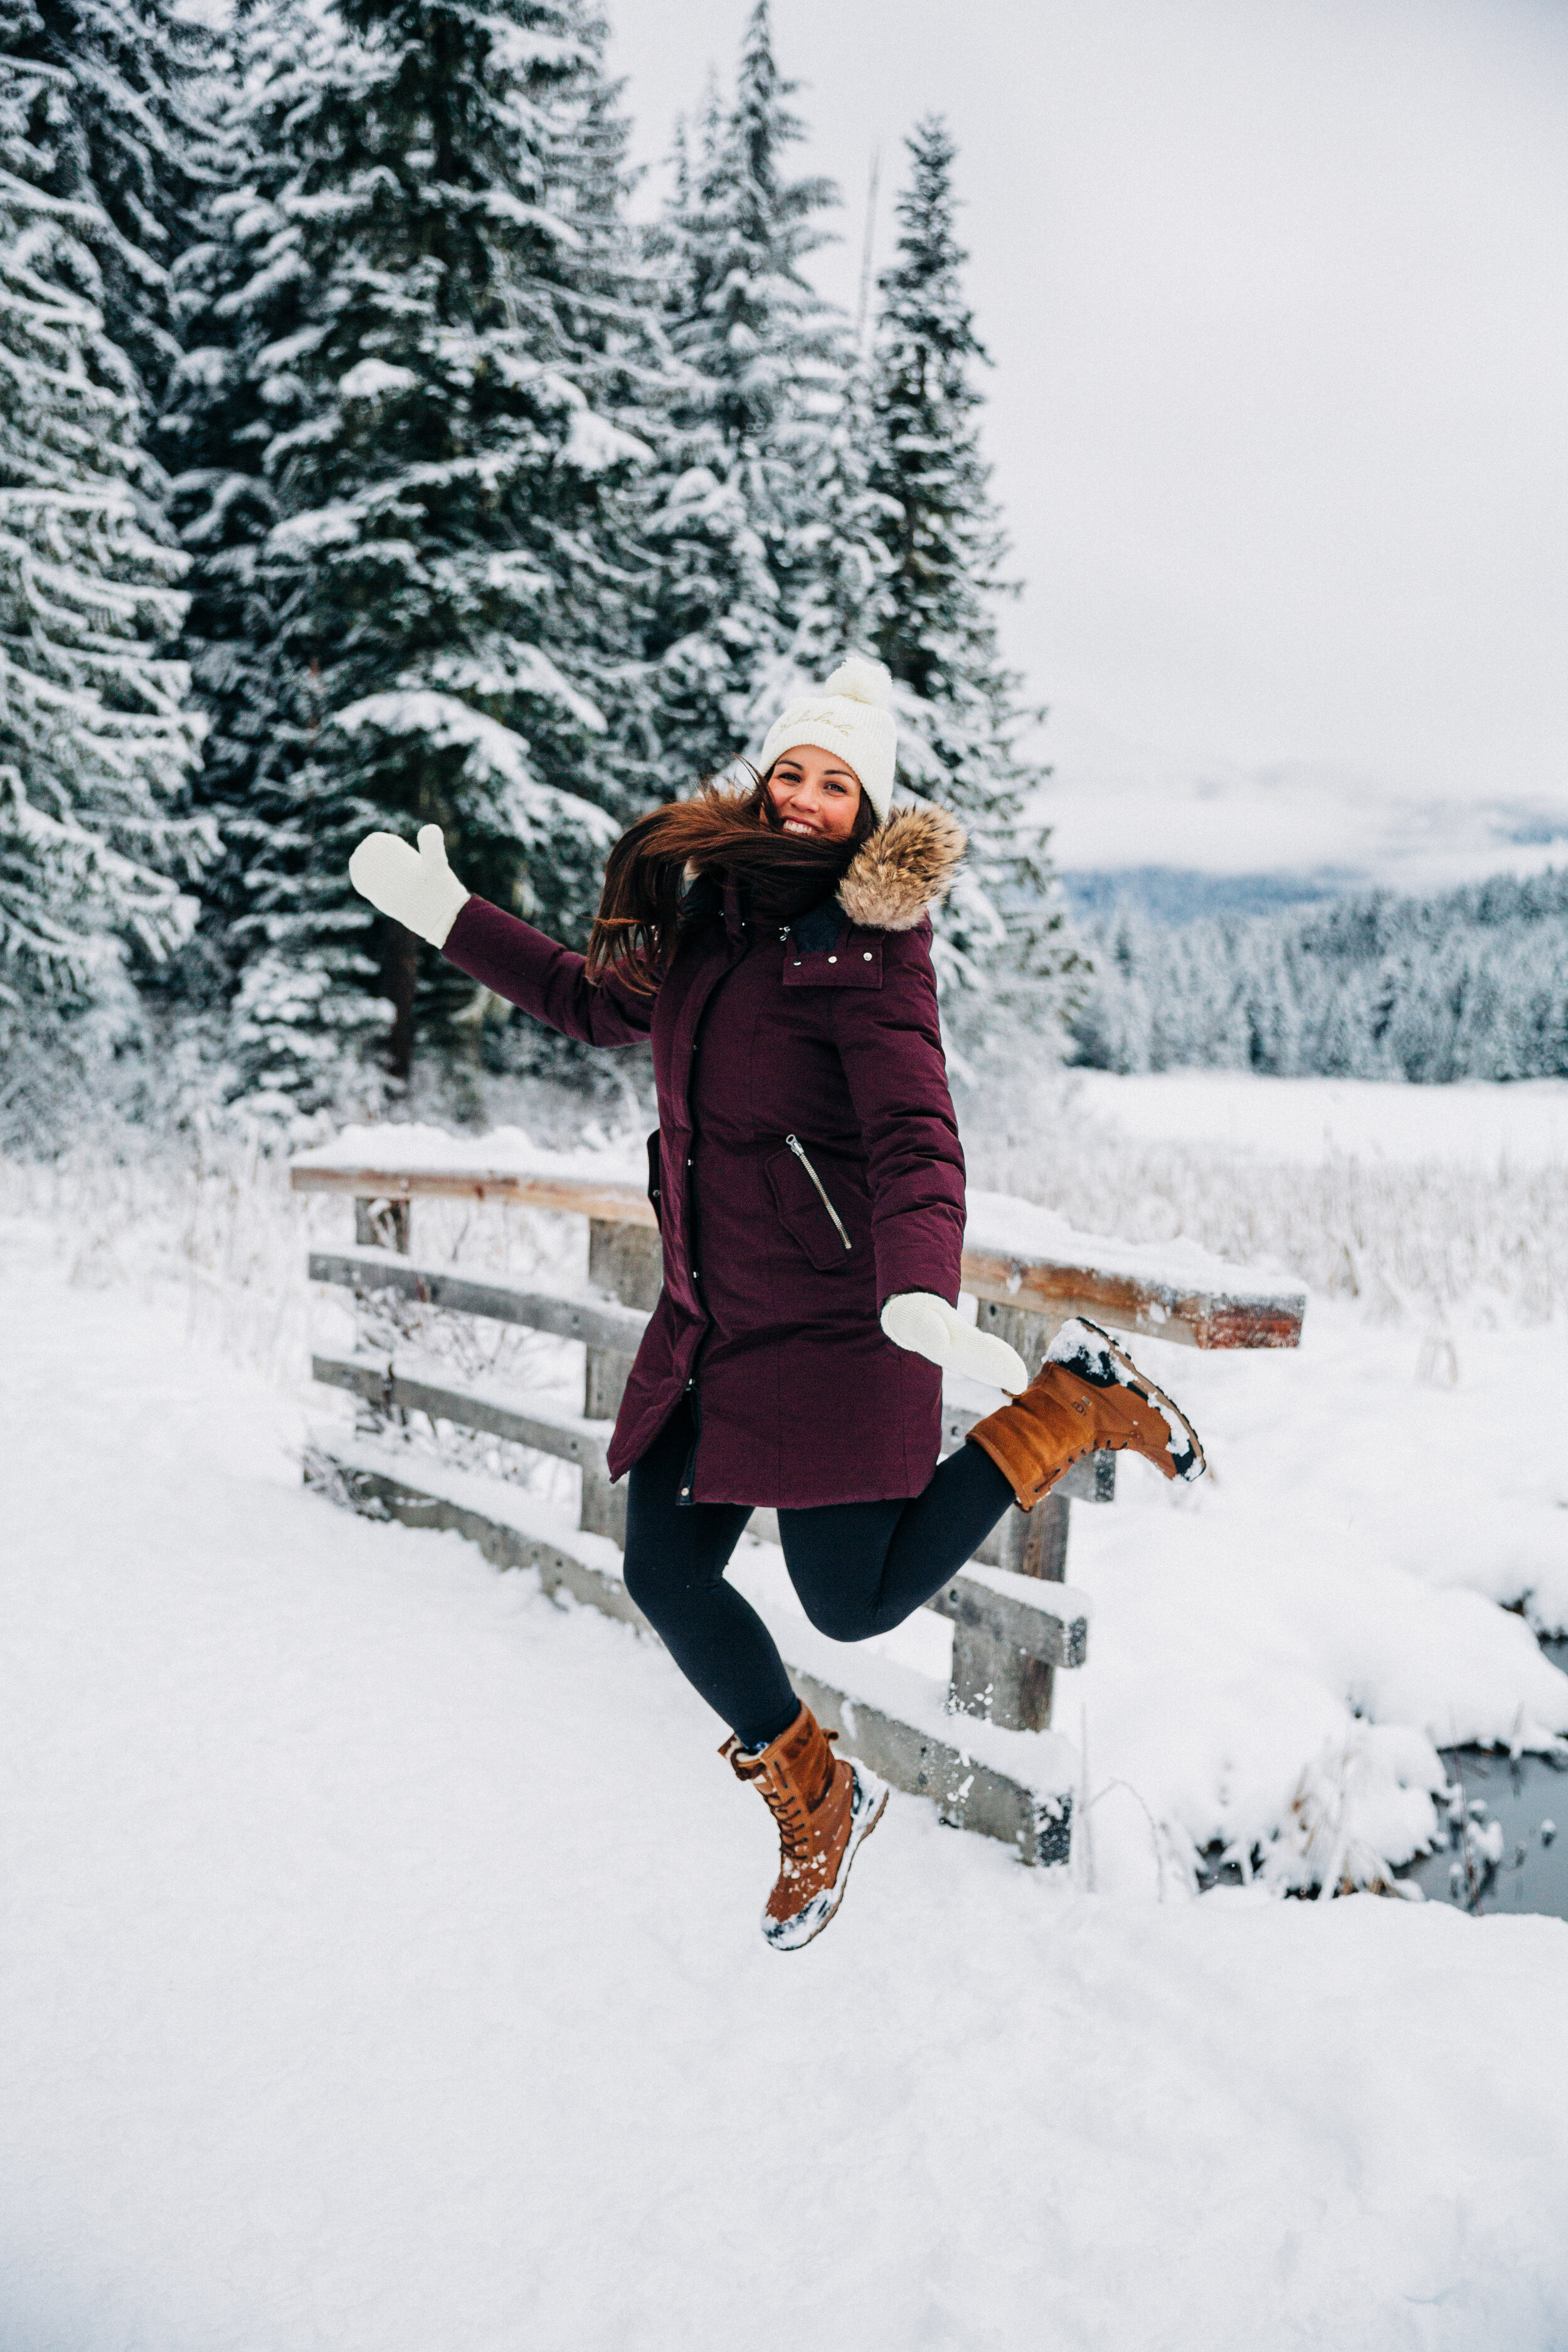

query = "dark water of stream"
[1401,1636,1568,1917]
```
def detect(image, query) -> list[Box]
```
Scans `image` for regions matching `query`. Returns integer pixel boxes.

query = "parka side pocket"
[645,1128,664,1232]
[763,1143,855,1274]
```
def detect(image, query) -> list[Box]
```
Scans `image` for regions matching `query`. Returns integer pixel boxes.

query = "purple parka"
[442,805,968,1510]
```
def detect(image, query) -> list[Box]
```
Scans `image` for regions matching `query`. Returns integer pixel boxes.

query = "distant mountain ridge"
[1060,868,1347,927]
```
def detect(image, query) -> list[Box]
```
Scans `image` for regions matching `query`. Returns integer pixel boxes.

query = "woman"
[349,657,1205,1951]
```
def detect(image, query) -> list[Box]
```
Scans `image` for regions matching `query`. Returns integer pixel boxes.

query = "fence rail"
[293,1148,1305,1866]
[292,1160,1306,1353]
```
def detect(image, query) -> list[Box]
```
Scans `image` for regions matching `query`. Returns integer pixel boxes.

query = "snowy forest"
[0,0,1076,1147]
[1072,869,1568,1083]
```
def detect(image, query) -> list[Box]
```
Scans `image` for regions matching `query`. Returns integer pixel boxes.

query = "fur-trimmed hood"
[836,803,967,933]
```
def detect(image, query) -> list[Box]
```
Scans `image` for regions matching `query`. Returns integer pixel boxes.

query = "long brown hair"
[585,770,877,992]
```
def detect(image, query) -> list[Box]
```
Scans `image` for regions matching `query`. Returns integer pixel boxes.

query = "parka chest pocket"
[764,1137,857,1274]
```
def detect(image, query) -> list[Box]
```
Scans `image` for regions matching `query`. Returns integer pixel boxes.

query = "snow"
[337,356,418,401]
[266,501,360,554]
[333,694,621,840]
[6,1220,1568,2348]
[560,404,652,475]
[963,1185,1300,1298]
[1064,1067,1568,1170]
[292,1118,647,1183]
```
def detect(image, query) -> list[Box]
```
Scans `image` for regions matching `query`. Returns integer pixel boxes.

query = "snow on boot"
[721,1705,887,1952]
[966,1315,1207,1510]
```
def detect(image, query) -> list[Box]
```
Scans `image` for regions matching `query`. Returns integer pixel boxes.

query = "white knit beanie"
[758,656,898,824]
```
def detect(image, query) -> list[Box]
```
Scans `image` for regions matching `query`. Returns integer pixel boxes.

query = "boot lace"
[763,1783,813,1862]
[756,1731,837,1862]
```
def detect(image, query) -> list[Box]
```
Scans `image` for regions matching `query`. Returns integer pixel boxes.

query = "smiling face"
[765,744,864,843]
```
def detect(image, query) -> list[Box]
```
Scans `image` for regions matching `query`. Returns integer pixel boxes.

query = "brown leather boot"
[967,1315,1207,1511]
[721,1703,888,1951]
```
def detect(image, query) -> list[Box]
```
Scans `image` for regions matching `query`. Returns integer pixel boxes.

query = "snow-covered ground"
[4,1225,1568,2350]
[6,1069,1568,2346]
[1063,1067,1568,1170]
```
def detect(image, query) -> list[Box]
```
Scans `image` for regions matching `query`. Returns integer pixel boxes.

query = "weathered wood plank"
[583,1218,661,1421]
[309,1249,651,1354]
[310,1352,613,1472]
[309,1449,645,1628]
[962,1246,1303,1350]
[926,1565,1089,1670]
[292,1162,1305,1350]
[946,1626,1055,1734]
[295,1163,658,1226]
[787,1669,1071,1866]
[308,1448,1071,1866]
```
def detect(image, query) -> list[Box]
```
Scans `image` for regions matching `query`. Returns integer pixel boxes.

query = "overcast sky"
[606,0,1568,881]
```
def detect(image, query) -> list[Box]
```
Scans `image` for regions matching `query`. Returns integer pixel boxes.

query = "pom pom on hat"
[759,654,898,822]
[822,654,893,708]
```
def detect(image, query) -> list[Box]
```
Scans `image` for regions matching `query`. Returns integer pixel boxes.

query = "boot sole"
[761,1766,889,1953]
[1066,1318,1207,1483]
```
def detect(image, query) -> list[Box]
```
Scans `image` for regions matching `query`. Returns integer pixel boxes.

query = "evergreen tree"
[642,0,841,781]
[158,0,320,1018]
[866,117,1077,1054]
[196,0,664,1106]
[0,38,205,1121]
[4,0,216,427]
[783,351,896,679]
[1069,869,1568,1084]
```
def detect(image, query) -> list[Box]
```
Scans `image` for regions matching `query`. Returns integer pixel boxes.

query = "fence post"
[354,1197,410,1254]
[950,1299,1069,1731]
[580,1219,661,1544]
[348,1196,411,1438]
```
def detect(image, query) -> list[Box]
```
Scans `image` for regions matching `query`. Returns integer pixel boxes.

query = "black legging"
[622,1399,1015,1747]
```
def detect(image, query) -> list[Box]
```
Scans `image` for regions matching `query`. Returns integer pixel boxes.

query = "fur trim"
[835,803,967,933]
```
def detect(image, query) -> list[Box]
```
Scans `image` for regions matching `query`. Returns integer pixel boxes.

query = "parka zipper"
[785,1134,853,1253]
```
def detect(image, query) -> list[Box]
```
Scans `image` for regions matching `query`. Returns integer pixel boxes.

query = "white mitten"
[347,823,471,949]
[880,1291,1027,1392]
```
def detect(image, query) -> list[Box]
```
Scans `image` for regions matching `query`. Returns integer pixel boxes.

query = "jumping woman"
[349,657,1206,1950]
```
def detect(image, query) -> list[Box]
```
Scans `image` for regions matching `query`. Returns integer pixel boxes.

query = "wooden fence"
[292,1148,1305,1866]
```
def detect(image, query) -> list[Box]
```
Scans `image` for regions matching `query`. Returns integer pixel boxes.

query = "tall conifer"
[5,0,216,426]
[867,117,1077,1054]
[0,36,205,1121]
[642,1,840,780]
[159,0,320,1017]
[194,0,662,1104]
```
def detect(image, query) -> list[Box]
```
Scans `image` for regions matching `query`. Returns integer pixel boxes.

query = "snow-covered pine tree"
[784,352,896,681]
[642,1,842,781]
[157,0,320,1017]
[1068,869,1568,1083]
[5,0,216,428]
[866,117,1078,1064]
[0,33,206,1133]
[215,0,664,1103]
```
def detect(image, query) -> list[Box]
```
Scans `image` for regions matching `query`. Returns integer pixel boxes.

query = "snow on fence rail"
[291,1131,1305,1867]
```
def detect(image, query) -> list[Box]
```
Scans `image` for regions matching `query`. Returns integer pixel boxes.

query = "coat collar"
[785,804,968,974]
[679,803,968,953]
[833,803,967,935]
